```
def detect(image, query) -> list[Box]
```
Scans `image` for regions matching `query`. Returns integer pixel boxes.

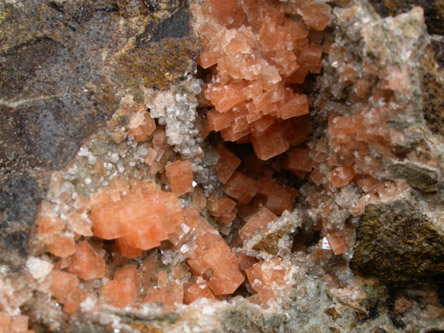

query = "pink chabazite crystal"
[246,258,291,302]
[68,240,106,280]
[184,282,216,304]
[224,171,260,205]
[48,271,79,303]
[165,160,194,196]
[328,166,355,188]
[101,265,140,307]
[194,0,330,161]
[187,219,244,296]
[90,179,186,257]
[326,234,347,255]
[46,235,76,258]
[127,111,156,143]
[239,207,277,240]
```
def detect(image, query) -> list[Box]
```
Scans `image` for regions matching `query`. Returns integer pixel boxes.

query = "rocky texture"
[1,0,444,332]
[351,200,444,282]
[369,0,444,35]
[421,37,444,137]
[0,0,200,270]
[368,0,444,138]
[0,176,44,270]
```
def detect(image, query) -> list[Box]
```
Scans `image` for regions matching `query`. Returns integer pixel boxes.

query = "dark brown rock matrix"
[0,0,201,269]
[351,201,444,282]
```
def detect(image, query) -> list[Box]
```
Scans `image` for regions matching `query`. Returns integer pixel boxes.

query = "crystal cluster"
[194,0,330,160]
[26,0,334,314]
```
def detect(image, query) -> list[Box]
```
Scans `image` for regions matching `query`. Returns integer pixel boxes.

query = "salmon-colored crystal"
[309,167,324,186]
[251,126,290,161]
[215,206,238,225]
[101,265,140,307]
[246,258,290,302]
[143,282,184,306]
[328,166,355,188]
[285,148,313,173]
[127,112,156,142]
[216,143,241,184]
[207,109,237,132]
[63,288,89,315]
[184,282,216,304]
[9,315,28,333]
[169,207,199,247]
[91,180,185,257]
[118,214,167,251]
[91,201,126,240]
[0,312,11,333]
[37,216,64,235]
[192,186,207,213]
[115,238,144,259]
[69,240,106,280]
[326,234,347,255]
[165,160,194,196]
[49,271,79,303]
[147,191,184,234]
[279,93,309,120]
[207,195,237,217]
[257,178,296,215]
[298,2,331,31]
[239,207,277,240]
[187,220,244,295]
[224,171,260,205]
[280,116,313,147]
[194,0,328,160]
[235,251,258,272]
[203,241,245,295]
[46,235,76,258]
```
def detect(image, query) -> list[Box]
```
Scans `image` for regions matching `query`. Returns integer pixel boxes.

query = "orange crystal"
[235,251,258,272]
[0,312,11,333]
[143,281,184,306]
[69,240,106,280]
[115,238,144,259]
[48,271,79,303]
[46,235,76,258]
[187,220,244,295]
[202,241,245,295]
[9,315,28,333]
[91,180,185,257]
[257,178,296,215]
[194,0,328,160]
[239,207,277,241]
[328,166,355,188]
[165,160,194,196]
[246,258,290,302]
[63,288,88,315]
[37,216,63,235]
[216,143,241,184]
[127,112,156,142]
[251,126,290,161]
[101,265,140,307]
[284,148,313,173]
[91,201,126,240]
[207,195,237,217]
[326,234,347,255]
[184,282,216,304]
[224,171,260,205]
[118,213,168,251]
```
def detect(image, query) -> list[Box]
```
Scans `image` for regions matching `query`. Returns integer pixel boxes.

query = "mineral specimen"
[0,0,443,332]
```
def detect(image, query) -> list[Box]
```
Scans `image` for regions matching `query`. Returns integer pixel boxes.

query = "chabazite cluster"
[195,0,330,160]
[26,0,333,314]
[2,0,443,331]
